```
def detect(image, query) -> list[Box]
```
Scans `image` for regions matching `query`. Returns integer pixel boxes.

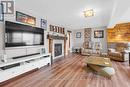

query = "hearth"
[55,44,62,57]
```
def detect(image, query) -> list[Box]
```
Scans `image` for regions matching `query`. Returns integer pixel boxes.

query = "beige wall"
[91,27,107,52]
[72,26,107,52]
[72,29,84,47]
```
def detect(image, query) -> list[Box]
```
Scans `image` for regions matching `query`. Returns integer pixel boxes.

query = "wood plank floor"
[1,53,130,87]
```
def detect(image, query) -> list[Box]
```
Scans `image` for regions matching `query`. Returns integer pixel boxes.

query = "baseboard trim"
[0,68,38,86]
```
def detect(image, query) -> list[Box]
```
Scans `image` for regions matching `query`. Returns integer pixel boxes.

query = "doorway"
[67,31,72,54]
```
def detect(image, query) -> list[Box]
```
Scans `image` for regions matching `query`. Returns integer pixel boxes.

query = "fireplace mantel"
[48,34,67,61]
[47,34,67,40]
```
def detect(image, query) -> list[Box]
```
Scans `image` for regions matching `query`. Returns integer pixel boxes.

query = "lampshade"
[83,9,95,17]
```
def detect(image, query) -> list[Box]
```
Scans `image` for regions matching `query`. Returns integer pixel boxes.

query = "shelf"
[0,52,51,83]
[0,53,51,68]
[47,34,67,40]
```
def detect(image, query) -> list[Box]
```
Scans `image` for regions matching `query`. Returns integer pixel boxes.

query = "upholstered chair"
[94,42,102,54]
[108,43,130,62]
[81,41,93,56]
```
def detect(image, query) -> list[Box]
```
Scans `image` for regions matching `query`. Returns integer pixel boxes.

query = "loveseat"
[108,43,130,62]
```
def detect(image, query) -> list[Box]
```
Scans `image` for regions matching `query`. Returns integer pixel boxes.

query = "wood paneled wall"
[107,22,130,42]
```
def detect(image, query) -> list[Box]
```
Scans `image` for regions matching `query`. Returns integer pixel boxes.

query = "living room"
[0,0,130,87]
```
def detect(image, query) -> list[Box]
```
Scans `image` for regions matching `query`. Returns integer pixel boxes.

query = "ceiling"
[16,0,114,29]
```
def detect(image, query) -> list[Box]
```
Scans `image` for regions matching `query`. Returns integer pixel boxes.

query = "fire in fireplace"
[55,44,62,57]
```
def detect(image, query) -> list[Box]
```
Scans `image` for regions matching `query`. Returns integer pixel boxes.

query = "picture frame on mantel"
[0,3,4,21]
[94,30,104,38]
[76,32,81,38]
[41,19,47,30]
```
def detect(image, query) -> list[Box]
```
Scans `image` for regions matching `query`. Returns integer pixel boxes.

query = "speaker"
[40,48,46,54]
[1,54,7,62]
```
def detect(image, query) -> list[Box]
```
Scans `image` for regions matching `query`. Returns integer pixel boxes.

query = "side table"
[73,47,81,53]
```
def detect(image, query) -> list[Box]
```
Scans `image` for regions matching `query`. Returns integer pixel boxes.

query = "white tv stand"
[0,53,51,83]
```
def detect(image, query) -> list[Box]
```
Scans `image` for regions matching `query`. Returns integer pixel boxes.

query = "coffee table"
[86,56,115,78]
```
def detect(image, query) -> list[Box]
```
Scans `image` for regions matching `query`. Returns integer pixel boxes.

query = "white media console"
[0,53,51,83]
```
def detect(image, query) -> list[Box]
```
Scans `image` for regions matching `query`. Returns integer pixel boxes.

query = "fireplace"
[55,44,62,57]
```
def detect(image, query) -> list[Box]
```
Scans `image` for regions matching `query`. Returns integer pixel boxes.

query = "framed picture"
[0,3,4,21]
[94,30,104,38]
[76,32,81,38]
[41,19,47,30]
[16,11,36,26]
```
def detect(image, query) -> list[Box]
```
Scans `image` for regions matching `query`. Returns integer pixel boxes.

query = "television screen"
[12,32,22,43]
[34,34,42,45]
[5,21,44,47]
[5,32,43,47]
[22,33,34,45]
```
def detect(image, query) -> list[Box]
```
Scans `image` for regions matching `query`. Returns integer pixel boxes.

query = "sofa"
[108,43,130,62]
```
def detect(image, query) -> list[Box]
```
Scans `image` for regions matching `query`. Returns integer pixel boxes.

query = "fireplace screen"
[55,44,62,57]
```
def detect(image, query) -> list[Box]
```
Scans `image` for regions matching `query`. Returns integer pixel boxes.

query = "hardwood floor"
[1,53,130,87]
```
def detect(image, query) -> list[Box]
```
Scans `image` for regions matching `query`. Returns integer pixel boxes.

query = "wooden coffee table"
[86,56,115,78]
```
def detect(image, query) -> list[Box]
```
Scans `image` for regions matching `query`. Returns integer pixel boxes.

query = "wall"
[0,0,72,59]
[0,22,4,56]
[0,1,49,59]
[108,0,130,28]
[107,23,130,43]
[91,26,107,52]
[72,26,107,52]
[72,29,84,47]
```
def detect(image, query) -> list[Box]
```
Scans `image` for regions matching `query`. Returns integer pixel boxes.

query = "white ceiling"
[16,0,114,29]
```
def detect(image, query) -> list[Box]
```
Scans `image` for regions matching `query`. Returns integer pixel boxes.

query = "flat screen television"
[5,21,44,47]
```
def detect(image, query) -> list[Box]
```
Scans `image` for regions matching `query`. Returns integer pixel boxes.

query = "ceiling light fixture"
[83,9,95,17]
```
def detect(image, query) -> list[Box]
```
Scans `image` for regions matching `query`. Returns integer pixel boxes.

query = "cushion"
[101,67,115,77]
[109,52,123,57]
[116,43,127,52]
[116,47,125,52]
[83,42,89,49]
[108,48,115,52]
[83,41,92,49]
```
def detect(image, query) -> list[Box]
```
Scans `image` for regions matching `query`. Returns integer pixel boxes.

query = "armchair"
[108,43,130,62]
[94,42,102,54]
[81,41,93,56]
